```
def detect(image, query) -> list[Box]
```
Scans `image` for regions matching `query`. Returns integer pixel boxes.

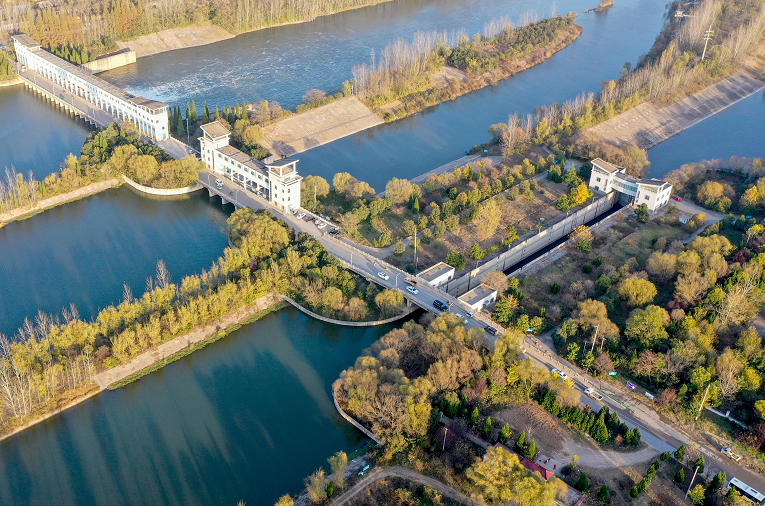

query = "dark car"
[432,300,449,311]
[484,325,498,336]
[329,228,341,235]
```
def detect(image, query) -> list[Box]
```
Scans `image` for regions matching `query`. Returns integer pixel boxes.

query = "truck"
[585,387,604,401]
[720,447,743,462]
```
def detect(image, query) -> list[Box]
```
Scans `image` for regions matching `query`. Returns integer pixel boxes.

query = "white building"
[199,121,302,212]
[589,158,672,211]
[419,262,456,288]
[12,34,169,140]
[458,284,498,311]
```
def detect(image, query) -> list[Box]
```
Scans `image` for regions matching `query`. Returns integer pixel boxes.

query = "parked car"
[317,222,327,229]
[296,213,306,219]
[433,300,449,311]
[483,325,498,336]
[585,387,604,401]
[720,447,743,462]
[328,228,341,235]
[406,285,419,295]
[377,272,390,281]
[671,195,683,202]
[551,368,568,381]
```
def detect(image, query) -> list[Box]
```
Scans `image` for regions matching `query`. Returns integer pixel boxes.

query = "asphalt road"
[201,171,765,493]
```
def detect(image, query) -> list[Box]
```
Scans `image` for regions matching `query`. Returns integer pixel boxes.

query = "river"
[0,307,392,506]
[1,0,764,503]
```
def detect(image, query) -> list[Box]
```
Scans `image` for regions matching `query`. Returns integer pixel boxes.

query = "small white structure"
[458,284,498,311]
[419,262,455,288]
[13,34,169,140]
[199,121,302,212]
[589,158,672,212]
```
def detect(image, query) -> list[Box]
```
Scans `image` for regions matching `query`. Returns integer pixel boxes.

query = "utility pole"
[314,184,317,206]
[413,225,418,271]
[696,383,711,420]
[590,324,600,353]
[685,465,700,499]
[186,115,190,146]
[701,22,714,61]
[442,426,448,451]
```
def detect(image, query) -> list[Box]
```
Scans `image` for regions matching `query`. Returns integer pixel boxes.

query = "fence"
[442,191,618,296]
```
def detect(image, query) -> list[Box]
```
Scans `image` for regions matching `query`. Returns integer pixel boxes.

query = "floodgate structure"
[589,157,672,211]
[199,120,302,212]
[12,34,170,140]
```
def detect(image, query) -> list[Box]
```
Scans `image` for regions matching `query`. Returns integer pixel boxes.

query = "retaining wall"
[333,386,383,445]
[282,296,415,327]
[122,175,202,195]
[442,191,618,296]
[82,49,136,73]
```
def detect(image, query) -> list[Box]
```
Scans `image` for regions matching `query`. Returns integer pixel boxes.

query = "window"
[644,195,649,200]
[596,177,601,182]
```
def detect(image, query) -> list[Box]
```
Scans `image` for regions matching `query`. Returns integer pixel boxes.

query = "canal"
[0,307,393,506]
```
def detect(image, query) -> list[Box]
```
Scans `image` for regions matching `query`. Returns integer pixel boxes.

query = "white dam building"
[200,121,302,212]
[12,34,170,140]
[589,158,672,212]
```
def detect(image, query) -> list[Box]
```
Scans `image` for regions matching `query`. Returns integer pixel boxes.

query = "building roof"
[217,145,268,175]
[419,261,455,282]
[590,158,621,174]
[200,121,231,139]
[12,34,40,48]
[266,158,299,168]
[638,178,671,189]
[520,458,555,481]
[458,284,498,306]
[14,34,166,112]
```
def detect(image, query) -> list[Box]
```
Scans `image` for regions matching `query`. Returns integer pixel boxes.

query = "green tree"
[575,472,590,491]
[618,277,657,307]
[688,484,705,505]
[709,471,726,495]
[446,251,466,270]
[385,177,414,204]
[204,101,210,123]
[470,407,479,428]
[514,430,526,453]
[274,495,294,506]
[342,80,352,96]
[499,423,511,444]
[590,415,610,444]
[470,243,482,260]
[374,289,404,317]
[625,305,670,349]
[674,468,685,484]
[526,438,537,460]
[693,456,704,474]
[482,416,493,439]
[190,100,198,122]
[673,444,686,462]
[306,469,329,503]
[636,203,649,223]
[597,485,609,502]
[328,451,348,489]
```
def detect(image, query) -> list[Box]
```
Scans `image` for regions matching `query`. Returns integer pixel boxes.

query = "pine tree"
[526,439,537,460]
[190,100,197,122]
[469,407,479,428]
[575,472,590,491]
[215,106,220,120]
[674,469,685,484]
[499,424,511,444]
[514,430,526,453]
[204,101,210,123]
[227,106,235,125]
[176,114,185,136]
[591,416,610,444]
[239,102,246,120]
[673,444,686,462]
[598,485,609,502]
[482,416,492,439]
[81,49,88,64]
[186,103,191,123]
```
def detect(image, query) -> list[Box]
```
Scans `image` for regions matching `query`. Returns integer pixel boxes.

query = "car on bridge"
[215,179,223,189]
[433,300,449,311]
[377,272,390,281]
[406,285,418,295]
[483,325,497,336]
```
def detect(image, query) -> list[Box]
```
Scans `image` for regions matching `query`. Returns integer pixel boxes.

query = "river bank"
[116,0,396,59]
[0,178,121,227]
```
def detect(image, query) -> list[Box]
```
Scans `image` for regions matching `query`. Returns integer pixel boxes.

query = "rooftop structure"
[418,261,455,287]
[12,34,169,140]
[458,284,498,311]
[199,121,302,212]
[589,158,672,211]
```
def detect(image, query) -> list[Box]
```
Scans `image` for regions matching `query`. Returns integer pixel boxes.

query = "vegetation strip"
[107,301,286,390]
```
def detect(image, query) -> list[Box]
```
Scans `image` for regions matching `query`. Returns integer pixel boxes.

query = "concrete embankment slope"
[116,22,234,58]
[260,97,383,157]
[587,63,765,150]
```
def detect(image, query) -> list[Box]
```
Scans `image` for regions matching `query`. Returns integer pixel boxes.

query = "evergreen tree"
[526,439,537,460]
[575,472,590,491]
[176,114,185,136]
[227,106,235,125]
[469,407,479,428]
[499,424,511,444]
[673,444,686,462]
[693,456,704,474]
[674,469,685,484]
[215,106,220,120]
[597,485,609,502]
[81,49,88,64]
[482,416,492,439]
[204,101,210,123]
[190,100,197,122]
[591,415,610,444]
[186,103,191,124]
[514,430,526,453]
[239,102,246,120]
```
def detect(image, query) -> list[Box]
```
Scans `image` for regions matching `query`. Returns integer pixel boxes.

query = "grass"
[108,301,286,390]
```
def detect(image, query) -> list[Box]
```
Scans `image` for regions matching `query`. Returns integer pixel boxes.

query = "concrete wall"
[122,175,202,195]
[282,296,415,327]
[442,192,618,297]
[82,50,136,73]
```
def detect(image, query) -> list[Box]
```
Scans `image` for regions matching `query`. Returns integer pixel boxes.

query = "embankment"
[586,61,765,150]
[0,178,121,227]
[282,296,416,327]
[0,294,285,442]
[82,48,136,73]
[261,97,383,157]
[121,174,202,195]
[0,75,22,87]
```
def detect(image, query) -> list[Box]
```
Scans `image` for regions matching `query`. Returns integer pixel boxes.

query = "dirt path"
[0,178,121,226]
[329,466,478,506]
[94,293,280,389]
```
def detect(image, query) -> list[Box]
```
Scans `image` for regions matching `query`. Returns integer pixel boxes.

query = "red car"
[671,196,683,202]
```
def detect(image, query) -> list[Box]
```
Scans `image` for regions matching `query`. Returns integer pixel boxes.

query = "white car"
[296,213,306,219]
[465,311,474,319]
[317,222,327,229]
[215,179,223,189]
[585,387,603,401]
[551,368,568,381]
[377,272,390,281]
[406,285,418,294]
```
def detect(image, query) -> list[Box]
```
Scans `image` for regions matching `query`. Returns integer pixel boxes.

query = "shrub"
[597,485,609,502]
[446,251,466,270]
[575,472,590,492]
[593,257,603,266]
[660,451,670,461]
[675,469,685,484]
[582,264,593,273]
[551,283,561,294]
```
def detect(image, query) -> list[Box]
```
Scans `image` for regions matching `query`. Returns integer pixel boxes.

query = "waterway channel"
[0,307,393,506]
[1,0,764,504]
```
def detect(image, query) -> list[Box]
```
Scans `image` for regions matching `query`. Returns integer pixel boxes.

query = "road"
[329,466,479,506]
[200,171,765,494]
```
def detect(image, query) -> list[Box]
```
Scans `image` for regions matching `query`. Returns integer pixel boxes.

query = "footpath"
[94,293,280,389]
[0,178,121,226]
